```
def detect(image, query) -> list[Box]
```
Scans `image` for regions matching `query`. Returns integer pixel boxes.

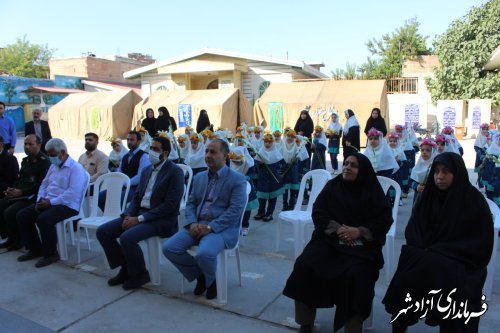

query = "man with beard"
[78,133,109,183]
[25,109,52,153]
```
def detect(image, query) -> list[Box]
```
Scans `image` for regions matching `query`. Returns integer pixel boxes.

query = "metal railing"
[386,77,418,94]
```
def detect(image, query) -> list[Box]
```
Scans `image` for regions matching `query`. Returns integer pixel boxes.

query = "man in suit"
[25,109,52,153]
[163,139,247,300]
[97,136,184,290]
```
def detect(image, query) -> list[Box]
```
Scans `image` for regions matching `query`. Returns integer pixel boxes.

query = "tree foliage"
[365,18,431,78]
[0,36,54,78]
[426,0,500,105]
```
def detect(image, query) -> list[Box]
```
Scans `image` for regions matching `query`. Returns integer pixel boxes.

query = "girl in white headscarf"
[185,133,207,175]
[281,130,300,210]
[363,128,400,177]
[108,138,128,172]
[474,123,492,189]
[327,112,343,173]
[229,146,259,236]
[254,134,285,222]
[311,125,328,170]
[177,134,189,164]
[410,138,437,203]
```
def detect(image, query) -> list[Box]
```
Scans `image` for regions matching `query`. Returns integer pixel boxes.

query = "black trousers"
[0,197,32,243]
[96,213,158,276]
[17,204,77,257]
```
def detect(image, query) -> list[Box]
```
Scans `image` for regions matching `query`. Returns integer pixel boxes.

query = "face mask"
[148,151,161,165]
[49,156,61,166]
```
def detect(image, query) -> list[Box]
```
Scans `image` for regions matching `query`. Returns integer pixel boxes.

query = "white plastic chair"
[142,185,187,286]
[275,169,332,258]
[376,176,402,284]
[179,182,251,304]
[176,164,193,212]
[55,173,90,261]
[76,172,130,263]
[484,198,500,300]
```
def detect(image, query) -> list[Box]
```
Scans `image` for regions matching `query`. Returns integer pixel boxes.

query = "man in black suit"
[25,109,52,153]
[96,136,184,290]
[0,135,19,199]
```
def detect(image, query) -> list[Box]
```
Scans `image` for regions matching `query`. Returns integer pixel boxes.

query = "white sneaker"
[241,228,249,236]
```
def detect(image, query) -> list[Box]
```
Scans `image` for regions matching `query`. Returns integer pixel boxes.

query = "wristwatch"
[206,225,212,232]
[138,215,145,223]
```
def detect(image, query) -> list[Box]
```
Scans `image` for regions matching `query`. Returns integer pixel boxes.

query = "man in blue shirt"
[0,102,16,154]
[16,138,89,268]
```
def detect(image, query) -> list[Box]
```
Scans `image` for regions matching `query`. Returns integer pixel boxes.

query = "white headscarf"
[328,112,343,133]
[443,134,461,154]
[343,110,359,135]
[139,132,152,152]
[313,131,327,148]
[255,141,283,164]
[363,135,400,174]
[109,139,128,166]
[282,139,299,164]
[486,133,500,156]
[296,135,310,161]
[274,138,284,152]
[474,130,490,149]
[410,150,436,184]
[166,133,179,161]
[177,134,189,159]
[229,146,254,175]
[185,135,207,169]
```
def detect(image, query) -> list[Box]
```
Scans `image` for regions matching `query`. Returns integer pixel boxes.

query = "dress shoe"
[108,267,128,286]
[298,324,313,333]
[122,271,150,290]
[17,250,43,262]
[262,215,273,222]
[194,274,206,296]
[35,254,60,268]
[206,280,217,300]
[253,214,265,220]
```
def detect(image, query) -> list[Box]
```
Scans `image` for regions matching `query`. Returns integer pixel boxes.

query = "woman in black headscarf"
[196,109,213,133]
[141,108,156,136]
[364,107,387,137]
[294,109,314,172]
[383,153,493,333]
[283,153,393,333]
[156,106,177,133]
[342,109,360,159]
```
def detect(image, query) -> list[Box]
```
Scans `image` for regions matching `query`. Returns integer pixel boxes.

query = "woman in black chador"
[156,106,177,133]
[283,153,393,333]
[196,109,213,133]
[383,152,493,333]
[141,108,156,136]
[363,107,387,137]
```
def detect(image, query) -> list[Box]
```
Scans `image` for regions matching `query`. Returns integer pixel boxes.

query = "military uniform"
[0,152,50,250]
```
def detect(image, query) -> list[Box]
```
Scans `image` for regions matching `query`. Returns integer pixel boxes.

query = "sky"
[0,0,489,75]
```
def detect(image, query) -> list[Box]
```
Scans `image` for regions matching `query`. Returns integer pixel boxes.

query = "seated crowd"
[0,103,497,333]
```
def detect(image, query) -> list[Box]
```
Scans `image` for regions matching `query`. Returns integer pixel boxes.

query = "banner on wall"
[404,104,420,127]
[269,102,284,132]
[442,106,457,128]
[178,104,192,128]
[471,106,482,130]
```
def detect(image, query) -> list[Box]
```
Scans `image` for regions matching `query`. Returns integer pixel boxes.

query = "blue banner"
[178,104,192,128]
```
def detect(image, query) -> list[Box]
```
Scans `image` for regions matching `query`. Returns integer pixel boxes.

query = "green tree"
[0,36,54,78]
[362,18,431,79]
[426,0,500,105]
[4,81,17,104]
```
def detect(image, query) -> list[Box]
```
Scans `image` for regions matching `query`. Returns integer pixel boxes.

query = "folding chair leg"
[147,237,161,285]
[77,227,81,264]
[235,247,242,287]
[293,221,303,259]
[56,222,68,261]
[216,251,228,304]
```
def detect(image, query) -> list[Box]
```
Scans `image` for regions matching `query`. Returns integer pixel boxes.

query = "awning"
[22,86,84,94]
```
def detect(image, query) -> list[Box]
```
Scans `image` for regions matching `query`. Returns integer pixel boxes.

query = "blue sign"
[443,106,456,128]
[404,104,420,127]
[472,106,481,129]
[178,104,192,128]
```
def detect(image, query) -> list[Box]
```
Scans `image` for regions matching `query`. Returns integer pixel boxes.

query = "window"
[259,81,271,97]
[207,79,219,89]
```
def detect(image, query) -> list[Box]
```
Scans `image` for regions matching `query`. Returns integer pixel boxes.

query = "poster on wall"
[471,106,481,130]
[442,106,457,128]
[404,104,420,127]
[269,102,284,132]
[178,104,192,128]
